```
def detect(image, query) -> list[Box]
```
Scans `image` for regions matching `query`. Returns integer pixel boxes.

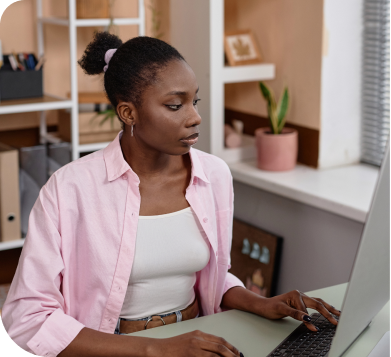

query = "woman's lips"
[180,133,199,146]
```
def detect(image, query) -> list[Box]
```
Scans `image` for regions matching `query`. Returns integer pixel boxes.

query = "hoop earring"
[131,124,134,137]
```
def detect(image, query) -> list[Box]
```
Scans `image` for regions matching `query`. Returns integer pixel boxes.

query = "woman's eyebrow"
[165,87,200,96]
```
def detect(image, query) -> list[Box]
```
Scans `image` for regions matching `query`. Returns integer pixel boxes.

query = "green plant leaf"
[269,99,279,134]
[89,108,117,128]
[259,82,272,102]
[277,87,289,133]
[259,82,279,133]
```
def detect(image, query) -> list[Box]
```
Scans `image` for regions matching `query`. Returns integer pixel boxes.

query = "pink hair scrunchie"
[103,48,117,72]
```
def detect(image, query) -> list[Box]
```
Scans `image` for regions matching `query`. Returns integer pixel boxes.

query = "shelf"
[228,160,379,223]
[0,94,73,115]
[222,64,275,84]
[218,135,256,163]
[0,239,24,251]
[78,142,111,153]
[38,17,142,27]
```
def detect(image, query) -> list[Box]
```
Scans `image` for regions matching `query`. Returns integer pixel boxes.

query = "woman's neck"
[120,129,189,179]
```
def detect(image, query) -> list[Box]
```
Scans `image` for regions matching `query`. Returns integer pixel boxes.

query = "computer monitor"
[329,140,390,356]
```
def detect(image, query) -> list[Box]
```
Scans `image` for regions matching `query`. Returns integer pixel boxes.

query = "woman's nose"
[188,107,202,127]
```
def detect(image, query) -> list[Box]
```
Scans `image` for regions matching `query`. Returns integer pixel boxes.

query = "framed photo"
[229,218,283,297]
[224,29,263,66]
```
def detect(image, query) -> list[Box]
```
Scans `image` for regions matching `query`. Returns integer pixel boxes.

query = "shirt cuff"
[26,309,85,357]
[224,272,245,296]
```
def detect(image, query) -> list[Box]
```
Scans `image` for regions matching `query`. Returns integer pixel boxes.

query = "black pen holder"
[0,54,43,101]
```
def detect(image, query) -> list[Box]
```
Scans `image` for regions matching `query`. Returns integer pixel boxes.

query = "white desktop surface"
[127,283,390,357]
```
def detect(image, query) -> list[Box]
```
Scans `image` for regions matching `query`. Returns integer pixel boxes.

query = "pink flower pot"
[255,127,298,171]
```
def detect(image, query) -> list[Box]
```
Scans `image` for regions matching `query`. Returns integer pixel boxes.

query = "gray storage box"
[0,54,43,100]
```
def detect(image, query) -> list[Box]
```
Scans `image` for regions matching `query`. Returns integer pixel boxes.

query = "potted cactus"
[255,82,298,171]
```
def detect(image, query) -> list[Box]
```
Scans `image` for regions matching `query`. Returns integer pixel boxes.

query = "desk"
[127,283,389,357]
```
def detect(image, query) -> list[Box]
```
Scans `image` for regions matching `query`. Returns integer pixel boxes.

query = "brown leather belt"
[119,297,199,334]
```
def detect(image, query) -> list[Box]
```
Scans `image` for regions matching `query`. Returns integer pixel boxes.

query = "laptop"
[267,140,390,357]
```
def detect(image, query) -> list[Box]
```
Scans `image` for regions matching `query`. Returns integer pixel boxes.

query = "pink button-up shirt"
[2,130,244,356]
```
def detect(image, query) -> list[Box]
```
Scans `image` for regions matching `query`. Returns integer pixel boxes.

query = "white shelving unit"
[0,239,25,252]
[36,0,145,161]
[171,0,275,164]
[0,0,145,251]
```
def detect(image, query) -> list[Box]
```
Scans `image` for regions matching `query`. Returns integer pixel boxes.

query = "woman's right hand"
[147,330,243,357]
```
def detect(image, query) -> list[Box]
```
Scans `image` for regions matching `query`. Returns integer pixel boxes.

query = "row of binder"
[0,142,71,242]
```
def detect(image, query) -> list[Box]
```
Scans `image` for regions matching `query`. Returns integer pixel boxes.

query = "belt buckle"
[144,315,166,330]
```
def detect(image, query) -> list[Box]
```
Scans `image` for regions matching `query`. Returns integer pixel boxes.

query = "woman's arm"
[58,327,242,357]
[57,328,150,357]
[221,286,340,332]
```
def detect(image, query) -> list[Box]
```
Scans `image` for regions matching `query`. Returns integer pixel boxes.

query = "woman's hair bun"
[78,31,123,75]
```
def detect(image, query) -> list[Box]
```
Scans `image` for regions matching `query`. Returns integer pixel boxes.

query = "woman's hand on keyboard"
[259,290,341,332]
[147,330,243,356]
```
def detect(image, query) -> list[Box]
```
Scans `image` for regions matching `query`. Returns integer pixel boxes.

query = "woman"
[2,33,340,357]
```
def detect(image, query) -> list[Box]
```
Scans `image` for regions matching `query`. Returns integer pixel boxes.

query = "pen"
[0,40,3,70]
[8,54,18,71]
[34,55,46,71]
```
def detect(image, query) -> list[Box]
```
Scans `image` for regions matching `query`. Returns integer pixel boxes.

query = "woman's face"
[118,59,202,156]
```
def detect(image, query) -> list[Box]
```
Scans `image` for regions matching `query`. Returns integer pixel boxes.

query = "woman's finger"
[198,340,240,356]
[302,295,339,326]
[309,296,341,316]
[289,292,320,332]
[197,331,240,356]
[279,303,319,332]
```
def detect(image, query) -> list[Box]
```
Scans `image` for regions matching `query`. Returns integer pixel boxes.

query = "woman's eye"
[166,104,182,110]
[193,99,201,106]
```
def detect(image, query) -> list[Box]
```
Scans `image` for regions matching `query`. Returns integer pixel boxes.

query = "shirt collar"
[188,147,210,184]
[103,130,210,184]
[103,131,132,182]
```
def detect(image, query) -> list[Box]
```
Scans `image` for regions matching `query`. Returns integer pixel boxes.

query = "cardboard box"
[0,143,21,242]
[58,110,122,145]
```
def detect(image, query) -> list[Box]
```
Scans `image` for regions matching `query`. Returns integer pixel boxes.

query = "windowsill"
[228,160,380,223]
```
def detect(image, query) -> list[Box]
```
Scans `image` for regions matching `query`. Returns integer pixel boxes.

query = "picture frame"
[229,218,283,297]
[224,29,263,66]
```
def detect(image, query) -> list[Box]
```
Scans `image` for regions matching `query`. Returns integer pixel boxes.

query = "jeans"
[114,310,200,335]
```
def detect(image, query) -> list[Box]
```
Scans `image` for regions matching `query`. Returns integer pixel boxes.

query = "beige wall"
[224,0,323,131]
[0,0,170,132]
[0,0,322,132]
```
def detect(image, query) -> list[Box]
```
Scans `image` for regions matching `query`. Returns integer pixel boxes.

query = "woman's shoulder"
[45,149,105,189]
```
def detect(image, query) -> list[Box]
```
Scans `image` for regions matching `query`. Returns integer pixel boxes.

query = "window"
[361,0,390,166]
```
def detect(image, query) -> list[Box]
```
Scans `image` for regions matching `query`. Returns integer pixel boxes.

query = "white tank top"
[119,206,210,319]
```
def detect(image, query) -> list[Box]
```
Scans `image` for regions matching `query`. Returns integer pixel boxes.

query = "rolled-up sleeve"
[223,272,244,295]
[1,181,84,356]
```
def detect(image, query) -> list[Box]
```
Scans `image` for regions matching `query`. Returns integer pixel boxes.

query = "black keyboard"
[266,312,339,357]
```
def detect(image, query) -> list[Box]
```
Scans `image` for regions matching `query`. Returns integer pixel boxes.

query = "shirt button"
[108,318,112,322]
[203,217,208,223]
[121,174,127,180]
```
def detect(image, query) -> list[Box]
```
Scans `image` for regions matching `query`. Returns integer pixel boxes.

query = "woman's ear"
[117,101,138,128]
